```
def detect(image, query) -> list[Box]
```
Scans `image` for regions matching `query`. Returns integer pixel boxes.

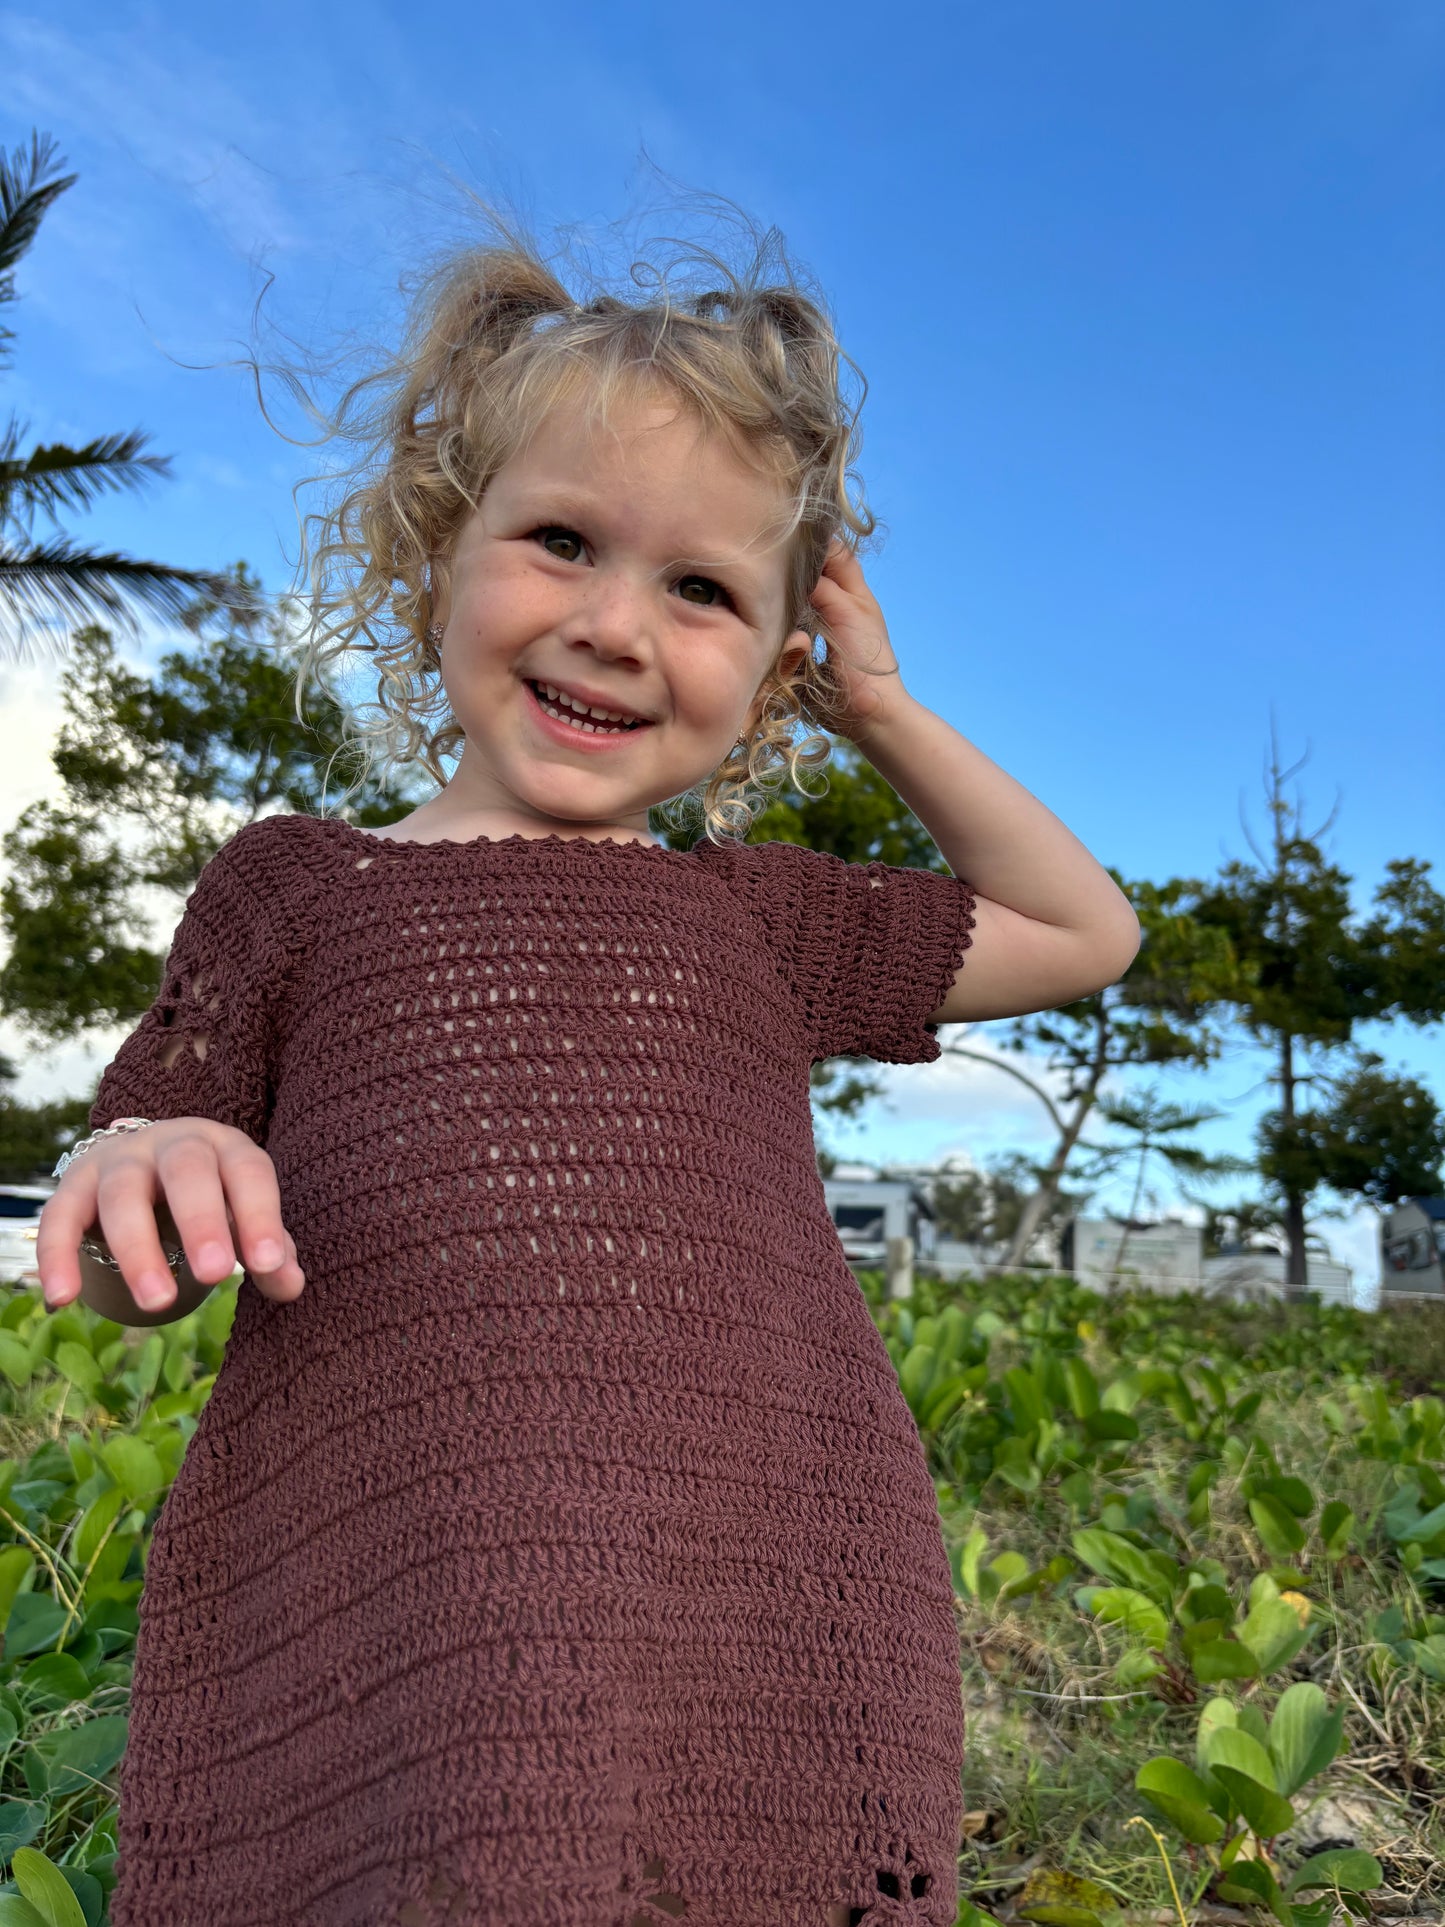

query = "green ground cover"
[859,1267,1445,1927]
[0,1270,1437,1924]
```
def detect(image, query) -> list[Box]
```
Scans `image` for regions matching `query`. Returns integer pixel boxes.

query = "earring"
[425,621,443,645]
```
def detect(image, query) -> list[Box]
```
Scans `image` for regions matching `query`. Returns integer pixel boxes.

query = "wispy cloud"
[3,15,310,258]
[1,12,387,384]
[183,454,250,492]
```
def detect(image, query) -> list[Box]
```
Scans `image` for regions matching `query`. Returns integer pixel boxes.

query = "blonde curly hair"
[293,212,877,844]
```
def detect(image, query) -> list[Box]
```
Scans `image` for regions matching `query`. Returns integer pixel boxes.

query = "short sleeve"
[713,838,978,1065]
[89,820,289,1145]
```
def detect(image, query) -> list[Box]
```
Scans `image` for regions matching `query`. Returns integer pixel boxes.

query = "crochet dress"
[88,812,978,1927]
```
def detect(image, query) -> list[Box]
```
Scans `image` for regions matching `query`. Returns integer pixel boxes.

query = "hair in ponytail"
[292,203,874,843]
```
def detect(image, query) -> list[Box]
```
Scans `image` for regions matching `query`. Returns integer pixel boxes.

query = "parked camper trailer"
[1059,1216,1354,1304]
[1061,1216,1203,1296]
[1380,1198,1445,1300]
[822,1169,937,1267]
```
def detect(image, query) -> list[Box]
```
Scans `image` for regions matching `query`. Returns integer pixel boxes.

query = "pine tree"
[1184,722,1445,1292]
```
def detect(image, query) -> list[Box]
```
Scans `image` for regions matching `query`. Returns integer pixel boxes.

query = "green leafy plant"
[892,1267,1443,1917]
[0,1279,236,1919]
[1134,1685,1382,1923]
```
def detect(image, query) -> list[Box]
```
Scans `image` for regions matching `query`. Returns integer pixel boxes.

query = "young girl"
[37,224,1139,1927]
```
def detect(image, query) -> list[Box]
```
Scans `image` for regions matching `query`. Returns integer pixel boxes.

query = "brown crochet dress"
[89,812,977,1927]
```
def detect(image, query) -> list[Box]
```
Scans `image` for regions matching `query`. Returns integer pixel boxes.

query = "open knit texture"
[89,811,979,1926]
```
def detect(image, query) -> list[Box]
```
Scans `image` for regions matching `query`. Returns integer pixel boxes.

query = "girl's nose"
[578,569,653,659]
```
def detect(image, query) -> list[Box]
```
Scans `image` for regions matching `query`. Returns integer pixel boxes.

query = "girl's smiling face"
[428,388,812,842]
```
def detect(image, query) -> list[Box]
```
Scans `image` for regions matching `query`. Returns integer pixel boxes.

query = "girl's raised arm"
[810,545,1141,1023]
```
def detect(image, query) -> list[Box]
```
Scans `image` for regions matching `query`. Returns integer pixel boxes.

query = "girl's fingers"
[251,1230,306,1304]
[820,540,867,587]
[811,553,875,619]
[35,1171,99,1308]
[212,1137,305,1302]
[94,1156,190,1313]
[808,581,858,631]
[152,1134,240,1284]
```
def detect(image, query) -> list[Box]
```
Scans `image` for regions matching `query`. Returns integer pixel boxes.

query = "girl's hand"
[36,1118,305,1317]
[808,541,909,742]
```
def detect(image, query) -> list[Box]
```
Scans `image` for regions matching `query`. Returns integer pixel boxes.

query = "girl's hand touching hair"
[807,541,908,745]
[37,1118,305,1319]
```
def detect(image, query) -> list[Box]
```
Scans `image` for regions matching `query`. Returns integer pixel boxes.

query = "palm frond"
[0,131,76,308]
[0,539,236,661]
[0,425,172,533]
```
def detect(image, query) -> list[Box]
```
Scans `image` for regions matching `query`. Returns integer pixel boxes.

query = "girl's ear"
[778,627,813,680]
[746,628,813,734]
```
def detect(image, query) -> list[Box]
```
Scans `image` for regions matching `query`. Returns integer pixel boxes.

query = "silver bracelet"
[53,1115,156,1182]
[53,1118,187,1273]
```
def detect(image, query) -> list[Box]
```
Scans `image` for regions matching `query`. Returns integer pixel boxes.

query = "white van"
[0,1185,54,1289]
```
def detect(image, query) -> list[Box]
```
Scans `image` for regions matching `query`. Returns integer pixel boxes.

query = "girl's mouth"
[523,677,656,748]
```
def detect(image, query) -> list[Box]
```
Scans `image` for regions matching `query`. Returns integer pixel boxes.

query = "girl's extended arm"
[808,547,1142,1023]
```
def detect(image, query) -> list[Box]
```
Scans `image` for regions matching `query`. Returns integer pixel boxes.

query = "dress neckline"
[306,814,711,858]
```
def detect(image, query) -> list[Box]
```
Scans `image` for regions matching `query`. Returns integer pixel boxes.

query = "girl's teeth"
[547,689,624,724]
[533,682,635,733]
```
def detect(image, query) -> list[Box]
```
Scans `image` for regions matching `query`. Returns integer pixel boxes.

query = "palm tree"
[1179,1189,1339,1263]
[0,131,237,660]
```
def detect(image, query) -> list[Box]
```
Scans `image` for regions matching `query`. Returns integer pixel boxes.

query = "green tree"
[1258,1052,1445,1212]
[929,1162,992,1242]
[0,131,233,656]
[949,879,1244,1266]
[1184,724,1445,1292]
[0,581,422,1043]
[1182,1193,1293,1259]
[1075,1085,1252,1279]
[928,1149,1091,1260]
[0,1050,91,1182]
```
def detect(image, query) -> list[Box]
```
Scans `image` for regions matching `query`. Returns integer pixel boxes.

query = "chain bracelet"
[52,1115,156,1182]
[52,1118,187,1272]
[79,1235,186,1273]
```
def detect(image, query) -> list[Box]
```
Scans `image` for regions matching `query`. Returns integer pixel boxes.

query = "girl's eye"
[531,534,731,609]
[676,575,731,609]
[537,527,585,562]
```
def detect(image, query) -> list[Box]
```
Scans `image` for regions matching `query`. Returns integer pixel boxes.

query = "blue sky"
[3,2,1442,1294]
